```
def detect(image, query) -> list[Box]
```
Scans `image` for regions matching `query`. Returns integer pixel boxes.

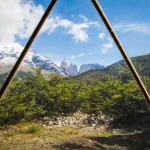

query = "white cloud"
[71,53,85,59]
[88,21,100,27]
[114,23,150,34]
[79,15,88,22]
[101,37,113,54]
[57,16,99,42]
[98,33,105,39]
[71,55,76,59]
[0,0,45,43]
[0,0,100,43]
[88,53,92,55]
[107,37,113,42]
[78,53,84,57]
[67,24,89,42]
[101,43,113,53]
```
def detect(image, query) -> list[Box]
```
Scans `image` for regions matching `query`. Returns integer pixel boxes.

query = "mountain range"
[0,42,149,85]
[67,63,104,76]
[0,43,104,78]
[76,52,150,83]
[79,63,104,74]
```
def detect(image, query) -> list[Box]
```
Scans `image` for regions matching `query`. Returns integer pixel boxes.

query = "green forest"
[0,64,150,126]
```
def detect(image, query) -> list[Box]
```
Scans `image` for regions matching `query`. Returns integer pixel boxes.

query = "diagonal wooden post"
[0,0,57,99]
[91,0,150,106]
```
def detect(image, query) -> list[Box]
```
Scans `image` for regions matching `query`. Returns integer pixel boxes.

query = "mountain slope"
[103,53,150,77]
[76,53,150,81]
[0,43,66,76]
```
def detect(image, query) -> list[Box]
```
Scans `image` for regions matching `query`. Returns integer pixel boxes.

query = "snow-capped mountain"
[0,43,66,76]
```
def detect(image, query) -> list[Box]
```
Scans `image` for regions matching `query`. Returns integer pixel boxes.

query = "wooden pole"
[0,0,57,99]
[91,0,150,106]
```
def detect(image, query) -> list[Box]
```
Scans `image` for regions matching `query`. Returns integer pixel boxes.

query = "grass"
[0,122,150,150]
[102,132,114,137]
[0,122,83,150]
[24,124,41,133]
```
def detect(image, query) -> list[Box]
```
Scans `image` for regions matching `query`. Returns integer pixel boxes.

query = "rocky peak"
[68,63,78,76]
[79,63,104,74]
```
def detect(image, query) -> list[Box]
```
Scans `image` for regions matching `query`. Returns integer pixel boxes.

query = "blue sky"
[1,0,150,67]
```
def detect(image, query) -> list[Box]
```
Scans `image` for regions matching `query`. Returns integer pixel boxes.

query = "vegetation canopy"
[0,65,149,126]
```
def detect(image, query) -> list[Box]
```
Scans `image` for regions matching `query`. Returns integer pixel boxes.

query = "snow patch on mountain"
[0,43,66,76]
[138,51,150,56]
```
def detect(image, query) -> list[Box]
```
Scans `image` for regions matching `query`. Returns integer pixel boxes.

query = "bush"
[26,124,41,133]
[0,67,149,125]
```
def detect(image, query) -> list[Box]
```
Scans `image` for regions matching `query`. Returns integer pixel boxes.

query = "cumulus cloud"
[0,0,45,43]
[0,0,100,43]
[101,37,113,54]
[98,33,105,39]
[71,53,85,59]
[57,16,99,42]
[67,23,89,42]
[114,23,150,34]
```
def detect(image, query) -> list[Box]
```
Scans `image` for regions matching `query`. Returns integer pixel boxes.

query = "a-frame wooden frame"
[0,0,150,106]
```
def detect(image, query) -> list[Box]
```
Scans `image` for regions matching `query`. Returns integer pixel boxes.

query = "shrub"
[26,124,41,133]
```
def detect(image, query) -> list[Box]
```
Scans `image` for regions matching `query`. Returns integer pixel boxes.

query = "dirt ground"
[0,122,150,150]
